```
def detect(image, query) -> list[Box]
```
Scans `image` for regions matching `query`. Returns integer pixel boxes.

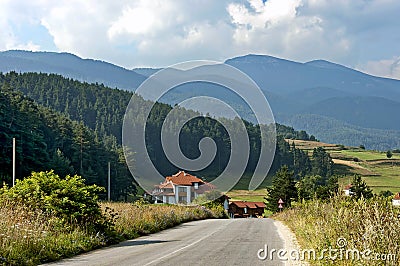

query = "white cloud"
[357,58,400,80]
[108,1,173,40]
[108,7,157,37]
[33,0,233,67]
[226,0,354,64]
[0,0,399,78]
[0,0,42,51]
[40,1,117,59]
[228,0,301,28]
[11,41,41,51]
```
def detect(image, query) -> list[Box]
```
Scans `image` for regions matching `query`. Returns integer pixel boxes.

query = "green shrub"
[0,171,227,264]
[0,171,106,227]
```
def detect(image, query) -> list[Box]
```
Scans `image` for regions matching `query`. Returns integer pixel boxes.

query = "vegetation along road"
[44,219,287,266]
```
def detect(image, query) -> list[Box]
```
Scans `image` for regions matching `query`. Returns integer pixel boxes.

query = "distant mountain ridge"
[0,50,399,149]
[225,54,400,101]
[0,50,146,90]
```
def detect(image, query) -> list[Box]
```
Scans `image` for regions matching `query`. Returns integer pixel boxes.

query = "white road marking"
[143,220,233,266]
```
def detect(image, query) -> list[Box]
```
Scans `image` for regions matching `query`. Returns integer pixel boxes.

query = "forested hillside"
[0,83,135,200]
[2,51,399,150]
[0,72,331,194]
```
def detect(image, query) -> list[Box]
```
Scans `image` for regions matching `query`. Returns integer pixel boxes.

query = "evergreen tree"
[350,174,373,199]
[50,149,74,177]
[265,166,297,213]
[312,147,333,178]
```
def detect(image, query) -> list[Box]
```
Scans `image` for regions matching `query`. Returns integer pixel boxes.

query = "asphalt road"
[44,219,285,266]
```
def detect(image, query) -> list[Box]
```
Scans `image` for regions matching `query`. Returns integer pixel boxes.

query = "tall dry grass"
[0,200,106,265]
[274,195,400,265]
[101,202,225,239]
[0,200,225,265]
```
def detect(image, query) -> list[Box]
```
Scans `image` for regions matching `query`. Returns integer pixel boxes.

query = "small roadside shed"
[228,201,265,218]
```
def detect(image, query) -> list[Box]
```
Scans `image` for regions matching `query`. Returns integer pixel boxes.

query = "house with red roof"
[228,201,266,218]
[343,184,353,196]
[393,192,400,206]
[152,171,215,204]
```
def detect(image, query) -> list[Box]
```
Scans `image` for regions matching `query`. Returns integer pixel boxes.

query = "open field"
[286,139,342,151]
[361,162,400,193]
[336,149,400,161]
[226,188,267,202]
[228,140,400,200]
[332,158,378,176]
[286,139,400,194]
[231,173,273,191]
[229,173,272,203]
[331,151,400,193]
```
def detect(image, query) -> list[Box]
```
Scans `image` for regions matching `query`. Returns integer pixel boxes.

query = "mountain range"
[0,50,399,150]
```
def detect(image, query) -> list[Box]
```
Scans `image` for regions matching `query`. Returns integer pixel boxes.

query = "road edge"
[273,219,310,266]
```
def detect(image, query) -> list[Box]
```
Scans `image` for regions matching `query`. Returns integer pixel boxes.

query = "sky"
[1,0,400,79]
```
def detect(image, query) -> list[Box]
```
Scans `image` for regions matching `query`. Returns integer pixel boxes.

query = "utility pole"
[12,138,15,187]
[108,162,111,201]
[80,129,83,175]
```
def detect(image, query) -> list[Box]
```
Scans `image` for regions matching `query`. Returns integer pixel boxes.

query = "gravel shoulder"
[274,220,310,266]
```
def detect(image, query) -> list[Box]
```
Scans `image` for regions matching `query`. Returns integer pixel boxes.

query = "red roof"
[230,201,266,209]
[166,171,205,186]
[153,171,216,196]
[344,184,352,190]
[158,182,173,189]
[394,192,400,200]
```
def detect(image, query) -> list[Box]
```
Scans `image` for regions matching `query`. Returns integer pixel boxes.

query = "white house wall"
[393,199,400,206]
[173,185,193,204]
[175,185,179,203]
[187,186,191,203]
[169,196,176,204]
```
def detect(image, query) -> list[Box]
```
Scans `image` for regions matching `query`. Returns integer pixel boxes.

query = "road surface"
[44,219,287,266]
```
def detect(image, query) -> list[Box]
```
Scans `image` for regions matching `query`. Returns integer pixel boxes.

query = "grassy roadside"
[0,200,225,265]
[274,195,400,265]
[101,201,226,239]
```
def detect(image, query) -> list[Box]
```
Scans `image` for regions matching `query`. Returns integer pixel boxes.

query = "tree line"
[0,81,135,200]
[0,72,328,200]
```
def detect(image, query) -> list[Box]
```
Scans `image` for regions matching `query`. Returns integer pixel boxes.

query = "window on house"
[179,196,187,203]
[244,207,247,214]
[194,183,198,189]
[178,187,186,193]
